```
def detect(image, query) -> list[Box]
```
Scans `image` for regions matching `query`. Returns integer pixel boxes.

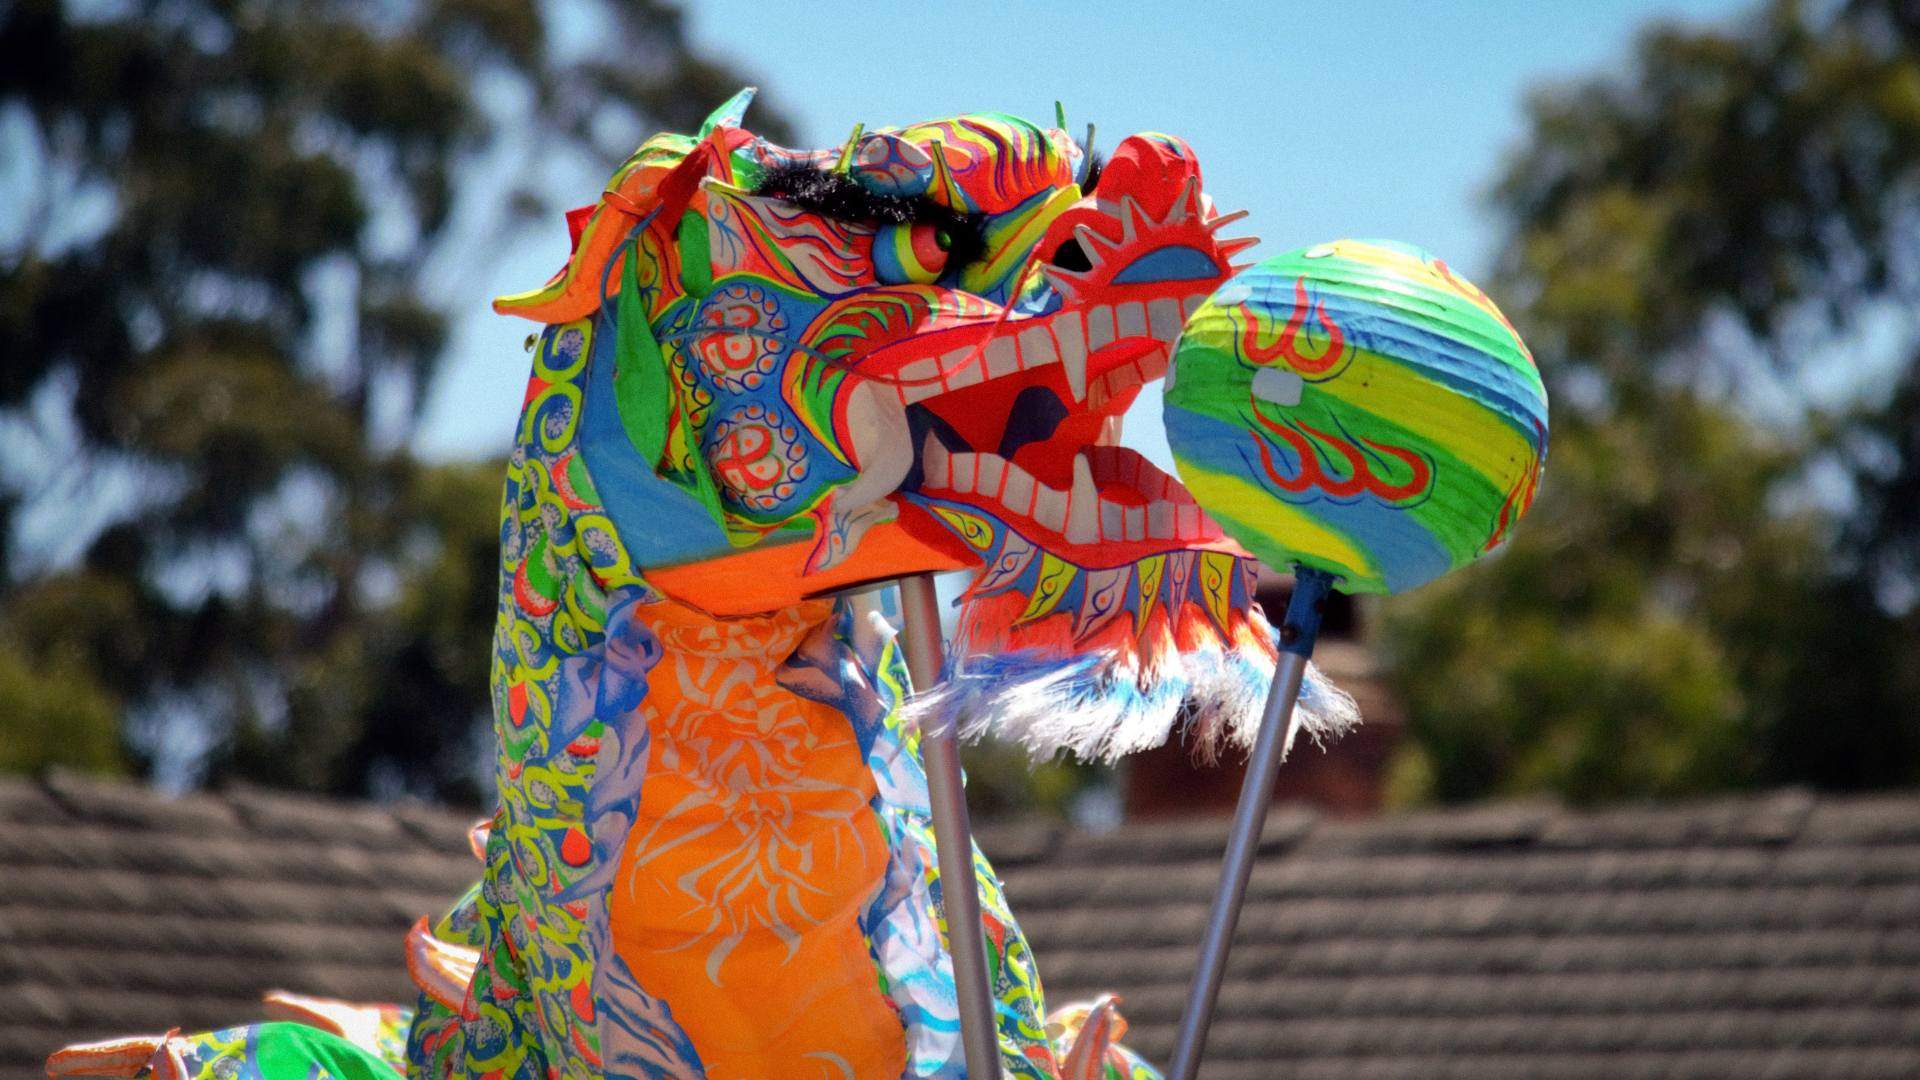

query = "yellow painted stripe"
[1313,354,1534,477]
[1180,468,1377,582]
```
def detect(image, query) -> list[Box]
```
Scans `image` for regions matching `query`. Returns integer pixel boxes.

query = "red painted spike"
[467,818,492,860]
[1161,176,1203,226]
[45,1033,175,1079]
[1117,195,1150,244]
[1207,208,1251,231]
[1218,236,1261,258]
[1074,223,1119,261]
[1041,266,1089,303]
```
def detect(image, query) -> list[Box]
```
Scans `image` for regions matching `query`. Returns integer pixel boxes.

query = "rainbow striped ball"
[1163,240,1548,595]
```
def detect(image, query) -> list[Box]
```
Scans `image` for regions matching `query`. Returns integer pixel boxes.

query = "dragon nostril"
[1050,238,1092,274]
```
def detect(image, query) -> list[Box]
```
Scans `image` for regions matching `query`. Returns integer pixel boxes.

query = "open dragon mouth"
[894,293,1235,567]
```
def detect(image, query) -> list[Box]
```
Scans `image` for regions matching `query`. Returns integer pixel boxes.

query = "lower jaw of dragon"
[917,436,1224,550]
[906,343,1232,567]
[888,295,1210,407]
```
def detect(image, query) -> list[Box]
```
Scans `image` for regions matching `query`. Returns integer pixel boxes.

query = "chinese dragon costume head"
[48,90,1379,1080]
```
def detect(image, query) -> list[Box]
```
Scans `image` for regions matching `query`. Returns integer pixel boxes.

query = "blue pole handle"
[1167,564,1337,1079]
[1277,565,1335,657]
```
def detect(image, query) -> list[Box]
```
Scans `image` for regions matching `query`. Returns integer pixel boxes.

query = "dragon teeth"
[1001,461,1037,517]
[922,433,951,488]
[1148,297,1183,342]
[1015,325,1057,371]
[1146,500,1176,541]
[944,452,975,494]
[890,293,1202,409]
[984,337,1020,380]
[1066,454,1099,544]
[977,453,1005,497]
[1033,486,1068,534]
[918,437,1231,547]
[1086,305,1117,352]
[946,359,984,391]
[1176,502,1207,539]
[1059,343,1089,402]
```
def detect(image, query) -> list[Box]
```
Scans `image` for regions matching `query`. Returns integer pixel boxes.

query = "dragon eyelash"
[752,163,987,267]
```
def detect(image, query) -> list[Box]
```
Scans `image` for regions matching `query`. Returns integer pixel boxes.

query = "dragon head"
[499,90,1353,757]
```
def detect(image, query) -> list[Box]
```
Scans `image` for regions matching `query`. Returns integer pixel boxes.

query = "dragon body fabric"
[49,90,1361,1080]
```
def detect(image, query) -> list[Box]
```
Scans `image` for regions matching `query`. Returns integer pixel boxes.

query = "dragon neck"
[638,593,830,661]
[484,313,914,1077]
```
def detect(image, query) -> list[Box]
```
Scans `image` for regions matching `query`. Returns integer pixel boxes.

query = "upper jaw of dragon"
[884,291,1211,408]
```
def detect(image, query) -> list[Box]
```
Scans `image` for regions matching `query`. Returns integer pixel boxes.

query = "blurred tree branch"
[1382,0,1920,804]
[0,0,787,802]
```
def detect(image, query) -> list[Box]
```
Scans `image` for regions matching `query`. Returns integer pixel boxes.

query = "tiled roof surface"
[2,774,1917,1078]
[0,773,475,1078]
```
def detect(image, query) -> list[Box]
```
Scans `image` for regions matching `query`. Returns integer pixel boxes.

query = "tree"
[0,0,787,801]
[1381,0,1920,805]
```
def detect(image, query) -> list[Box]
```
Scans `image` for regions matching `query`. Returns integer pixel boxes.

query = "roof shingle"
[0,773,1915,1079]
[993,794,1920,1079]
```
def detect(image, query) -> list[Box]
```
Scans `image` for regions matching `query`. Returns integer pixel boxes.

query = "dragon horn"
[834,123,865,174]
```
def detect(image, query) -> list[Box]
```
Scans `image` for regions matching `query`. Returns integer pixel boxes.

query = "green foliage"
[1382,0,1920,805]
[0,650,123,776]
[0,0,783,798]
[0,571,138,776]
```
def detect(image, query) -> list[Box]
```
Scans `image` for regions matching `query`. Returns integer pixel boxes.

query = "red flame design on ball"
[1483,419,1546,551]
[1249,400,1432,503]
[1242,277,1352,377]
[1430,256,1535,366]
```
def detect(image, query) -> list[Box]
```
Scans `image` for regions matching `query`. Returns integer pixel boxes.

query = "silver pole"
[1167,568,1333,1080]
[897,572,1002,1078]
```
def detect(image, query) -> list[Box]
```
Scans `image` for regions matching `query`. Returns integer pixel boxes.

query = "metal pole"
[897,572,1002,1078]
[1167,567,1335,1080]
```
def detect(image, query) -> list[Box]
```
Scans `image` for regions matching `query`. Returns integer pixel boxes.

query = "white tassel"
[907,645,1359,764]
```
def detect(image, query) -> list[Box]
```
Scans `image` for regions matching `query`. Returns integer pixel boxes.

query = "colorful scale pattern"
[1165,239,1549,595]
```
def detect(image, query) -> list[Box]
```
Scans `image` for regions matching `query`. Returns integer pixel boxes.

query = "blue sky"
[415,0,1751,462]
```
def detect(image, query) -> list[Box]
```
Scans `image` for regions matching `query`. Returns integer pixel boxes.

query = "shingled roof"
[2,773,1917,1079]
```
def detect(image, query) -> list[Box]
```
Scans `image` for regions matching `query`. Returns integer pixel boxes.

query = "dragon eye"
[874,221,949,285]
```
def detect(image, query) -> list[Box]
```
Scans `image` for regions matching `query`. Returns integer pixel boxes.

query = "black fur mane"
[752,163,988,268]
